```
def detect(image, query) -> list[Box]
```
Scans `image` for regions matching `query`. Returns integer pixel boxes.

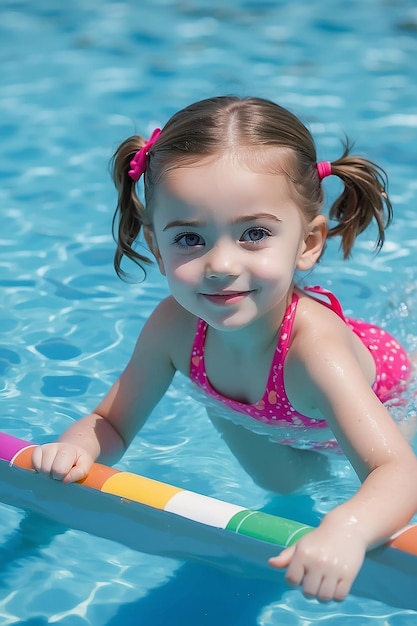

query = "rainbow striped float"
[1,431,417,610]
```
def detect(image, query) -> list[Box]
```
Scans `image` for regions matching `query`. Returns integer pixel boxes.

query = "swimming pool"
[1,0,417,623]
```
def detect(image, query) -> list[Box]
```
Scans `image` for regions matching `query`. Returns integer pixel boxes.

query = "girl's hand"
[268,524,367,602]
[32,443,94,484]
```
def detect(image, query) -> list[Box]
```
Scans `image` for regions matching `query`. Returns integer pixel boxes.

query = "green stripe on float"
[227,509,313,546]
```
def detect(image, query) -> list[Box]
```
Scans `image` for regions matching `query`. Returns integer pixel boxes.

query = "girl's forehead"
[150,150,303,226]
[162,146,295,176]
[145,147,305,228]
[160,153,291,198]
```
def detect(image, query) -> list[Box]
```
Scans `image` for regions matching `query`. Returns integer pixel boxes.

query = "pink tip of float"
[0,433,34,464]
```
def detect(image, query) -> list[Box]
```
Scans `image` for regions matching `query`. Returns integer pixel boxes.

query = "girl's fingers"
[311,576,338,602]
[333,578,352,602]
[32,444,63,475]
[49,447,78,480]
[31,445,43,472]
[63,463,89,484]
[268,545,295,570]
[269,542,354,602]
[32,444,92,483]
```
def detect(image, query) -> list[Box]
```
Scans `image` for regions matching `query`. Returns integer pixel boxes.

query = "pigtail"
[327,139,393,258]
[111,136,152,279]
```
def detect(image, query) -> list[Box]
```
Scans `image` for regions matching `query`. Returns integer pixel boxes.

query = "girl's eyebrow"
[237,213,282,224]
[163,219,205,231]
[163,213,282,231]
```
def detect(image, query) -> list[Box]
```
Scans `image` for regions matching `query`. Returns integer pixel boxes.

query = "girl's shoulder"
[289,287,375,386]
[293,287,347,325]
[285,289,373,417]
[290,287,354,353]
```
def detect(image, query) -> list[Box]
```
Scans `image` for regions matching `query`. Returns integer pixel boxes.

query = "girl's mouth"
[201,291,253,306]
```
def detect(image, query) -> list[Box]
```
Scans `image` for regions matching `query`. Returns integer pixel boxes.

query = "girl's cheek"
[169,261,197,282]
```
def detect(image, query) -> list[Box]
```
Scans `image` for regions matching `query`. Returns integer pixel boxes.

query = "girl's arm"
[270,309,417,601]
[32,297,183,483]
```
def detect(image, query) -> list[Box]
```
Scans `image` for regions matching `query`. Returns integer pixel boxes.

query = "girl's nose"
[204,239,241,279]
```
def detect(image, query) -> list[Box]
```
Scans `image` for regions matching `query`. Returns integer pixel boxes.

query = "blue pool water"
[1,0,417,623]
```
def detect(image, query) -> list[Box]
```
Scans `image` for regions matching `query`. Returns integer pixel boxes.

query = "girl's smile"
[200,289,256,306]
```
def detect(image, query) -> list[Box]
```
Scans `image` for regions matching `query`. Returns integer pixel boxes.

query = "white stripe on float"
[165,490,246,528]
[9,445,36,467]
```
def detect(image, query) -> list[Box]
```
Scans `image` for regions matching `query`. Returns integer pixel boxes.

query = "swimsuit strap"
[303,285,346,321]
[273,291,298,366]
[190,318,208,382]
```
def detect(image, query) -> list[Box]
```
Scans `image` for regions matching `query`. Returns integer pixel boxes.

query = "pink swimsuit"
[190,286,411,429]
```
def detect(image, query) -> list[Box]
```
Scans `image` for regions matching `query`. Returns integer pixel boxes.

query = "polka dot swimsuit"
[189,286,411,428]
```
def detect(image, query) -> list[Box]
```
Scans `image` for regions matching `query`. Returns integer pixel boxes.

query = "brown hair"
[111,96,392,278]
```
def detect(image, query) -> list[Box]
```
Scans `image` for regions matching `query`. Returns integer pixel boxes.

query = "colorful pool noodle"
[0,432,312,547]
[1,431,417,610]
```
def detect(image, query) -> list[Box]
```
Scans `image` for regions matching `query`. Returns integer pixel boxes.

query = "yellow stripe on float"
[101,472,182,510]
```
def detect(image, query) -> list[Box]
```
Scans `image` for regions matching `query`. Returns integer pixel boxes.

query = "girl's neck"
[207,288,294,356]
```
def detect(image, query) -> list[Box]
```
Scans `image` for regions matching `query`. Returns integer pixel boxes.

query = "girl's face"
[148,153,326,332]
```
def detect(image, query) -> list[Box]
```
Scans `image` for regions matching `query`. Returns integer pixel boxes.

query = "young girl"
[33,96,417,602]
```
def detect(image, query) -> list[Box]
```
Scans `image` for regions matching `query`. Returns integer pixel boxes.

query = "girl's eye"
[241,227,270,243]
[174,232,204,248]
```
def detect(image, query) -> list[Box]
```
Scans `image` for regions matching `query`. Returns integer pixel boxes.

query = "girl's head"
[111,96,392,279]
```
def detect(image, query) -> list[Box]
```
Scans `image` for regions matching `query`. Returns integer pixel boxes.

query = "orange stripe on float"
[389,526,417,556]
[13,446,37,470]
[79,463,120,490]
[101,472,182,510]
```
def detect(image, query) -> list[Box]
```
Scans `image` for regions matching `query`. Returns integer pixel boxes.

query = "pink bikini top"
[189,286,411,428]
[190,287,327,428]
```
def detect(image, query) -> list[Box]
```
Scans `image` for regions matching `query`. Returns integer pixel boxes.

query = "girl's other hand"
[32,443,94,484]
[268,524,366,602]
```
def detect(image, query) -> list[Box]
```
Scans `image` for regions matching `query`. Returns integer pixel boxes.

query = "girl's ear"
[297,216,328,271]
[144,228,166,275]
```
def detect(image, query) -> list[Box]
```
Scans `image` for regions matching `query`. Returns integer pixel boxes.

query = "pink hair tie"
[316,161,332,181]
[128,128,162,182]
